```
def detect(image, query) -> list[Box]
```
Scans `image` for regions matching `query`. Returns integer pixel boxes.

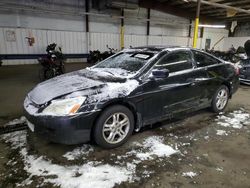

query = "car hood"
[28,69,126,105]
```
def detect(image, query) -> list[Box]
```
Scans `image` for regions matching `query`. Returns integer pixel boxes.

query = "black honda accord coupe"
[24,46,239,148]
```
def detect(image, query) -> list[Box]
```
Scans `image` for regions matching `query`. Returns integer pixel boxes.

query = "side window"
[192,50,219,67]
[154,51,193,73]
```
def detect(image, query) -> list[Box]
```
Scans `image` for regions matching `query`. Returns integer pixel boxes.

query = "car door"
[191,50,224,103]
[141,50,201,124]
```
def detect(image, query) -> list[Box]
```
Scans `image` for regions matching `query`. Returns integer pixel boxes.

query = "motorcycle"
[206,46,247,64]
[87,45,117,64]
[87,50,101,64]
[100,45,117,60]
[38,43,66,81]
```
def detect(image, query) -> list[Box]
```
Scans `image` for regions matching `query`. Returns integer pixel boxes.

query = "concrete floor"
[0,64,250,187]
[0,63,88,126]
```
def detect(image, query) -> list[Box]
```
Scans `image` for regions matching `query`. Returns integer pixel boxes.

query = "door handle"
[190,82,196,86]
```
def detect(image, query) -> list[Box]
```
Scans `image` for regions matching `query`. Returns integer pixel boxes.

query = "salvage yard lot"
[0,85,250,188]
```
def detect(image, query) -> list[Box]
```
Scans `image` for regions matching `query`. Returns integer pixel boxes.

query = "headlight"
[42,96,86,116]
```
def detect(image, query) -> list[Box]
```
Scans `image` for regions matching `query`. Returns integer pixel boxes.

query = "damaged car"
[24,46,239,148]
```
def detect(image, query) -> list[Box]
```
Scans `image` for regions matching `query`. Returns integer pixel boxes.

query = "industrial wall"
[0,6,229,65]
[223,37,250,50]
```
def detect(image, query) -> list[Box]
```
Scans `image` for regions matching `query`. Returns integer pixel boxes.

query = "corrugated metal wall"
[0,27,88,64]
[0,28,87,54]
[223,37,250,50]
[1,26,232,65]
[89,32,119,51]
[0,27,193,65]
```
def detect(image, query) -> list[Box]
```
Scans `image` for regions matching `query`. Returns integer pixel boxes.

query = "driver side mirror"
[151,69,170,79]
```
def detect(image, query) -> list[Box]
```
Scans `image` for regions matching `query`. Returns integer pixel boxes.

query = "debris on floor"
[0,108,249,188]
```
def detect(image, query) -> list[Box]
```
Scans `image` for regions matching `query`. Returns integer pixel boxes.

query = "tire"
[211,85,229,113]
[44,68,55,79]
[38,68,45,81]
[94,105,134,149]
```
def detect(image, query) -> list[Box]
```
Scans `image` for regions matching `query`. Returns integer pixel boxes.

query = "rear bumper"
[24,110,100,145]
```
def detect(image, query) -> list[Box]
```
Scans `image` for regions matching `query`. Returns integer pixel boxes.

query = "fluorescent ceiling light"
[198,24,226,28]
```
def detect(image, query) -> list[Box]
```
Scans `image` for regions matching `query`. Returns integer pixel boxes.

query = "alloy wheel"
[216,88,228,110]
[102,113,130,144]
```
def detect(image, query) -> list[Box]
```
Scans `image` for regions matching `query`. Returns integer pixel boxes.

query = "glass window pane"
[192,50,219,67]
[155,51,193,73]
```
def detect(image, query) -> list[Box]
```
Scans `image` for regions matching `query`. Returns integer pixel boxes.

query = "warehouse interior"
[1,0,250,65]
[0,0,250,187]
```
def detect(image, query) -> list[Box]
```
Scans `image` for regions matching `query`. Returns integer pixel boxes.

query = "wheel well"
[90,100,138,141]
[221,82,232,98]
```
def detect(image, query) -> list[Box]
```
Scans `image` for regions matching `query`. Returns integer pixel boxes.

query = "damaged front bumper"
[24,107,100,145]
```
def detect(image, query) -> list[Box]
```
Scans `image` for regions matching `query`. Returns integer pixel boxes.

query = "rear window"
[192,50,220,67]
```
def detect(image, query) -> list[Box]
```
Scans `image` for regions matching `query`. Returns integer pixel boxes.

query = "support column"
[193,0,201,48]
[85,0,90,52]
[187,19,192,47]
[146,8,150,45]
[120,9,124,49]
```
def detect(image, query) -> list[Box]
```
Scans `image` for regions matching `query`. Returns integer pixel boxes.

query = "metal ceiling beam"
[199,1,250,13]
[203,4,250,16]
[189,0,250,15]
[215,0,250,6]
[226,16,250,22]
[187,0,249,12]
[138,0,215,23]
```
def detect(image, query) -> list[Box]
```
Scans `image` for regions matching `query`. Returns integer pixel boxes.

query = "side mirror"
[151,69,170,79]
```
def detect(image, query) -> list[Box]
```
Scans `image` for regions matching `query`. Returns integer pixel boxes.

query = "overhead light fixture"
[198,24,226,28]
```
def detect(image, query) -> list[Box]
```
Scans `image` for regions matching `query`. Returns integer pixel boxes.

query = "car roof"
[129,45,191,52]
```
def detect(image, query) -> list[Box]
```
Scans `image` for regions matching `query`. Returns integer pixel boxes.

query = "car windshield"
[94,52,154,74]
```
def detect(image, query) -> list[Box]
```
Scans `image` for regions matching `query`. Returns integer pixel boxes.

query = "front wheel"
[211,85,229,113]
[94,105,134,149]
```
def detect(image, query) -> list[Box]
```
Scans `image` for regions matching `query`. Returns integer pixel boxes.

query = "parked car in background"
[237,59,250,85]
[24,46,239,148]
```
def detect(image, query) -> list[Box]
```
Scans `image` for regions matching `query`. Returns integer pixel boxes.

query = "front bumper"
[24,110,100,145]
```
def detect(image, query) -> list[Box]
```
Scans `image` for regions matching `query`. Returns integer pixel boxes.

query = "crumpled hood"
[28,69,107,105]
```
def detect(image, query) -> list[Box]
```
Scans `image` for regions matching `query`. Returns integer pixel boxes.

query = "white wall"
[1,26,227,65]
[223,37,250,51]
[0,27,87,64]
[0,13,86,32]
[200,28,229,51]
[0,7,232,65]
[149,10,190,37]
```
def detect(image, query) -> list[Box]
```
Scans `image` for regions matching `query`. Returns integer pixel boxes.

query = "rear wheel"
[94,105,134,149]
[211,85,229,113]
